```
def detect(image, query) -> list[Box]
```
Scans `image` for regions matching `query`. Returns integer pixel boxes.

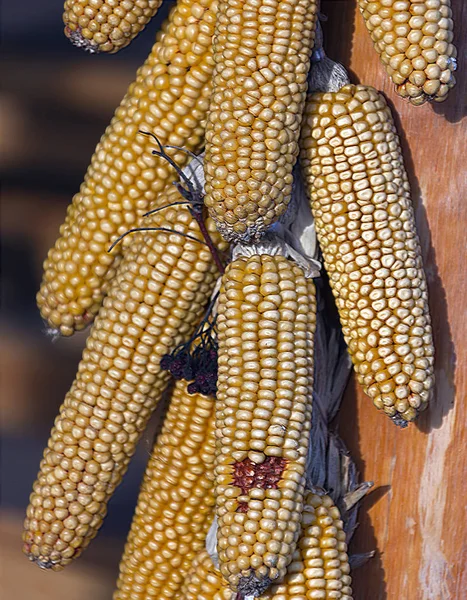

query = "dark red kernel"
[236,502,248,513]
[232,456,287,494]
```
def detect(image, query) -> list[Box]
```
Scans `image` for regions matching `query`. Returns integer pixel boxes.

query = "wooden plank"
[320,1,467,598]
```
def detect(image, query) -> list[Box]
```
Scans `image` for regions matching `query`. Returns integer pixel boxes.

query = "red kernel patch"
[232,456,286,494]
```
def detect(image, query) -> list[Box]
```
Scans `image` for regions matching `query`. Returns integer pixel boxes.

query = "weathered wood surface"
[321,1,467,599]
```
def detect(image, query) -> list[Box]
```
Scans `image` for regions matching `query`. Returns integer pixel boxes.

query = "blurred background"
[2,1,466,599]
[1,2,175,597]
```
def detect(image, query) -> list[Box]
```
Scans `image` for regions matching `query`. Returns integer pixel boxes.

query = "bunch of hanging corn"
[109,250,322,599]
[21,0,449,593]
[110,263,371,600]
[357,0,457,105]
[39,0,218,336]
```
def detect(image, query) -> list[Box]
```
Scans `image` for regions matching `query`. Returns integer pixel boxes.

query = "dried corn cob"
[358,0,456,105]
[181,490,352,599]
[215,252,316,595]
[297,491,353,599]
[113,380,217,600]
[23,196,228,570]
[204,0,319,242]
[300,83,434,424]
[38,0,218,336]
[63,0,164,53]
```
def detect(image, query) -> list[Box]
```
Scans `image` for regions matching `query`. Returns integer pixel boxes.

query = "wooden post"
[320,1,467,598]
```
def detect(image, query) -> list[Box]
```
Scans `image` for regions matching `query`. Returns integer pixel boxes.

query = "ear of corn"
[215,253,316,595]
[297,491,352,600]
[300,83,434,424]
[181,490,352,599]
[38,0,218,336]
[63,0,164,53]
[204,0,319,242]
[23,195,227,570]
[113,380,217,600]
[357,0,456,105]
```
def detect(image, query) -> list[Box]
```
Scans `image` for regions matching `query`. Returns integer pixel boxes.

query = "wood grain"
[320,1,467,599]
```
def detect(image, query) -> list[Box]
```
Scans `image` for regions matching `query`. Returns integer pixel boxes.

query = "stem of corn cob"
[308,20,350,94]
[38,0,218,336]
[165,146,227,274]
[23,173,228,569]
[300,52,435,425]
[357,0,457,105]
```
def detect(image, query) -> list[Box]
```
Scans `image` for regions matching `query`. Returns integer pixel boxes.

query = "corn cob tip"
[391,414,410,428]
[22,540,61,571]
[236,572,273,598]
[43,326,61,340]
[64,25,99,54]
[41,307,94,338]
[25,556,57,570]
[214,219,266,244]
